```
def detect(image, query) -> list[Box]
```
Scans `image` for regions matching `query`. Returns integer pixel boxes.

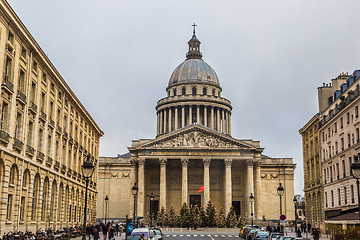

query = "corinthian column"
[254,160,261,220]
[163,109,167,133]
[159,110,163,134]
[181,159,189,205]
[204,106,208,127]
[196,105,200,124]
[246,160,254,215]
[159,158,167,210]
[222,110,225,134]
[203,159,211,206]
[228,112,231,135]
[189,106,192,125]
[217,108,221,131]
[175,107,179,130]
[181,106,185,128]
[211,107,214,129]
[224,159,233,214]
[168,108,172,132]
[137,158,145,217]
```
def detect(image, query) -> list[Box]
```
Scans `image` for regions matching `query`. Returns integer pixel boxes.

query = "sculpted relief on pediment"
[149,131,242,148]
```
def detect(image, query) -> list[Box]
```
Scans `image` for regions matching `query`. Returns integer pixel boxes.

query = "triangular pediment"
[134,124,258,150]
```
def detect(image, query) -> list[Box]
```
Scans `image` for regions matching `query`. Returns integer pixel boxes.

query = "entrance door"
[151,200,159,218]
[190,195,201,208]
[232,201,241,217]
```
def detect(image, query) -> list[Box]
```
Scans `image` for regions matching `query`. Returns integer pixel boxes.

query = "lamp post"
[132,183,138,226]
[249,193,254,227]
[277,183,284,217]
[150,192,154,226]
[81,154,95,240]
[105,195,109,224]
[293,196,298,232]
[351,161,360,222]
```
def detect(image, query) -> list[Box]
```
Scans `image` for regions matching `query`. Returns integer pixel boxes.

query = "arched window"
[182,87,186,95]
[212,89,215,96]
[203,87,207,95]
[31,174,39,221]
[50,181,57,222]
[173,89,177,96]
[22,169,28,187]
[192,87,197,96]
[41,178,49,221]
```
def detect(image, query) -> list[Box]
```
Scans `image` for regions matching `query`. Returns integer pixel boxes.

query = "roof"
[326,211,359,221]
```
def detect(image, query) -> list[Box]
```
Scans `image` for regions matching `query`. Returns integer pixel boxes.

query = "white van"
[131,228,155,239]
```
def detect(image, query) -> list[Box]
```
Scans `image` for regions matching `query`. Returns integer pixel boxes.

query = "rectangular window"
[324,169,327,184]
[348,134,351,148]
[38,128,43,152]
[21,47,26,59]
[351,185,355,203]
[344,187,348,205]
[41,92,46,111]
[4,57,12,82]
[30,82,36,103]
[33,60,38,72]
[342,160,346,178]
[8,31,14,43]
[47,135,52,156]
[335,142,338,154]
[325,192,328,207]
[334,122,337,133]
[336,163,340,180]
[55,140,59,160]
[357,128,360,143]
[18,70,25,93]
[331,190,334,207]
[49,101,54,119]
[347,112,350,124]
[6,194,12,220]
[340,118,343,129]
[322,132,325,142]
[338,188,341,205]
[330,166,333,182]
[27,121,33,146]
[356,106,359,118]
[341,138,344,151]
[19,196,25,221]
[14,113,22,139]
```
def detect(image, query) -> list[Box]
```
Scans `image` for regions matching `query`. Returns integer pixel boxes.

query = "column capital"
[203,158,211,167]
[224,159,233,167]
[137,158,145,166]
[246,159,255,166]
[130,158,137,166]
[254,160,261,167]
[159,158,167,166]
[181,158,189,167]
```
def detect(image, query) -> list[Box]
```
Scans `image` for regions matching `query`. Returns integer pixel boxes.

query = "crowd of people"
[86,222,123,240]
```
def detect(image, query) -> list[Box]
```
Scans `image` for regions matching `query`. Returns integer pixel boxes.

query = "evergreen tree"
[199,206,207,227]
[167,205,177,227]
[226,206,238,228]
[205,200,217,227]
[216,208,226,228]
[179,203,190,227]
[190,205,200,228]
[156,206,166,227]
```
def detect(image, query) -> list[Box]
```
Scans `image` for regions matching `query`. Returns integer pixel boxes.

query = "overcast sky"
[7,0,360,195]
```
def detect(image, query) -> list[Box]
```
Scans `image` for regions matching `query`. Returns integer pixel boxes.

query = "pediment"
[137,125,256,149]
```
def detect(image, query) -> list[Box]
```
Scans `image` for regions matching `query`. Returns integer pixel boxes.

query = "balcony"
[56,125,62,134]
[46,157,53,166]
[84,149,87,155]
[13,138,24,150]
[49,118,55,128]
[77,172,82,179]
[74,141,79,148]
[2,76,14,93]
[26,145,35,156]
[63,131,68,139]
[16,90,26,105]
[36,151,45,162]
[54,161,60,169]
[29,101,37,114]
[79,145,83,152]
[69,136,73,144]
[61,164,66,173]
[0,130,10,143]
[40,109,47,121]
[67,168,72,175]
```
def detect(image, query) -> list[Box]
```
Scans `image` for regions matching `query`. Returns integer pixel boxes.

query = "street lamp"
[81,154,95,240]
[132,183,138,226]
[150,192,154,226]
[293,196,298,232]
[249,193,254,227]
[277,183,284,216]
[351,161,360,222]
[105,195,109,224]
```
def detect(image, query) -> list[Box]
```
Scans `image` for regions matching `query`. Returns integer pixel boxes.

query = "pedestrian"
[266,225,271,232]
[139,234,148,240]
[296,228,302,238]
[93,228,100,240]
[307,222,312,232]
[276,224,280,233]
[102,223,108,240]
[86,223,93,240]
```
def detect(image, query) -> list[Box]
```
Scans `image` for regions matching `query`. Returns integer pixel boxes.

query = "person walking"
[93,228,100,240]
[102,223,108,240]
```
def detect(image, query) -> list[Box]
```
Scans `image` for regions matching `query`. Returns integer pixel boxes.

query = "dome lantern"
[186,23,202,60]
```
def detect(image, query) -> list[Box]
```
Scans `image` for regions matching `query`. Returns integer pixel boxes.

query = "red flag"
[197,185,205,193]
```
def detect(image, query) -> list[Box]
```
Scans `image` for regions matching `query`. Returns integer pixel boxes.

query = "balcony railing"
[74,141,79,148]
[63,131,68,139]
[49,118,55,128]
[26,145,35,156]
[61,164,66,172]
[16,90,26,104]
[40,109,47,121]
[54,161,60,169]
[13,138,24,150]
[0,129,10,143]
[68,168,72,175]
[2,76,14,93]
[46,156,53,165]
[56,125,62,134]
[79,145,83,152]
[37,151,45,161]
[69,136,73,144]
[29,101,37,114]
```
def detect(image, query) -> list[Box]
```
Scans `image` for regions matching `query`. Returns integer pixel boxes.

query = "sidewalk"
[283,229,330,240]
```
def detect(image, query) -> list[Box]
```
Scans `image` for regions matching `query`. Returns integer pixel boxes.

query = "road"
[162,229,240,239]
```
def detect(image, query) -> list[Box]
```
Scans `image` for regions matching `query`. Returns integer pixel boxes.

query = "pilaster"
[159,158,167,210]
[224,159,232,214]
[137,158,145,217]
[203,158,211,206]
[181,159,189,205]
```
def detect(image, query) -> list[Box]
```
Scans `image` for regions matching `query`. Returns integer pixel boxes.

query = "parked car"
[151,229,163,240]
[131,228,155,240]
[251,231,269,240]
[267,232,283,240]
[246,229,258,240]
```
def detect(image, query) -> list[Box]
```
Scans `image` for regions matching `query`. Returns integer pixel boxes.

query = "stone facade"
[318,71,360,221]
[0,1,103,233]
[98,30,295,223]
[299,114,324,228]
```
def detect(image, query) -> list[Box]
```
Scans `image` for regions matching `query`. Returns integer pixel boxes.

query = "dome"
[168,58,220,86]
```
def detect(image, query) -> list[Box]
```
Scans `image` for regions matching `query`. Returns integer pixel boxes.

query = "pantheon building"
[98,30,296,222]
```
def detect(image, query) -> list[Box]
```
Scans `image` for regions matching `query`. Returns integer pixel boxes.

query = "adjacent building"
[98,30,296,223]
[0,1,103,233]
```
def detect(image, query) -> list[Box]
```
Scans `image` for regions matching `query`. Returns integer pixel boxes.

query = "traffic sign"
[250,213,253,216]
[280,214,286,221]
